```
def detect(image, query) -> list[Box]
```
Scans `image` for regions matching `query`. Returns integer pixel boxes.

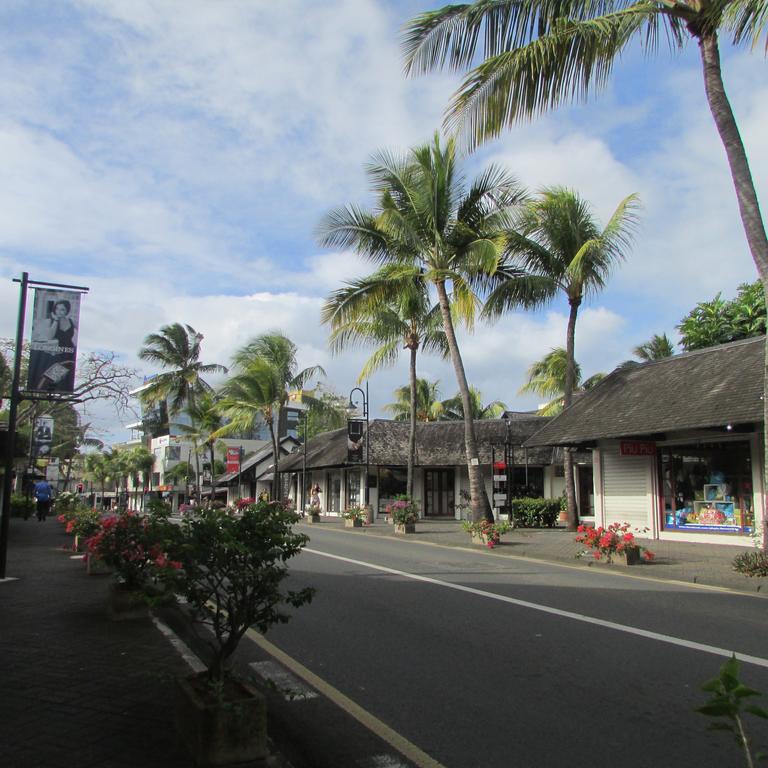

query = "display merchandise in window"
[660,441,754,533]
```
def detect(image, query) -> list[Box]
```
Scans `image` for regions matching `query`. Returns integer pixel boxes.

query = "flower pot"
[471,532,490,546]
[345,518,363,528]
[613,548,641,566]
[107,583,149,621]
[174,673,267,766]
[306,513,321,524]
[73,534,88,552]
[394,522,415,534]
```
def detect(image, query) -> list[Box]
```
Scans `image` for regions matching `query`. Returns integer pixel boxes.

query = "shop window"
[511,466,544,497]
[378,467,407,515]
[346,470,361,508]
[660,441,754,534]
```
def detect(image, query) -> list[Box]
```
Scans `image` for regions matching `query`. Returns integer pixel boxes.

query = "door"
[424,469,455,517]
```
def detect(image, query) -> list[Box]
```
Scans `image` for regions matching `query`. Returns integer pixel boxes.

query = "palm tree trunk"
[268,409,280,502]
[563,298,580,531]
[434,280,493,522]
[698,32,768,550]
[407,345,418,499]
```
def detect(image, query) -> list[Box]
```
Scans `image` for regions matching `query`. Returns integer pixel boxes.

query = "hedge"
[510,497,562,528]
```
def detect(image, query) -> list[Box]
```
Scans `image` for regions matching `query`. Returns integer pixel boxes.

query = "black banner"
[27,289,81,393]
[347,419,365,463]
[32,416,54,459]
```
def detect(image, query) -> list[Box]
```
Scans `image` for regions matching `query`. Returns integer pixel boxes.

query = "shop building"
[525,337,765,545]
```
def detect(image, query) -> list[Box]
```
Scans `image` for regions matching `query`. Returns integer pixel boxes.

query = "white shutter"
[601,445,652,529]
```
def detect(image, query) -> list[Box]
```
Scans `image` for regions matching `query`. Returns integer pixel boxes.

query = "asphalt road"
[253,527,768,768]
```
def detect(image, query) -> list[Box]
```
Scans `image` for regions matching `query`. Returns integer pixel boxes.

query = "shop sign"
[226,447,242,474]
[347,419,364,463]
[493,475,507,482]
[156,484,173,492]
[620,441,657,457]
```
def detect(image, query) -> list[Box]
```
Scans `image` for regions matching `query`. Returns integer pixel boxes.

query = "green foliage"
[510,497,561,528]
[733,550,768,578]
[169,500,314,683]
[633,333,676,361]
[697,656,768,765]
[385,379,444,422]
[385,495,419,524]
[341,505,368,521]
[10,494,35,519]
[678,282,766,351]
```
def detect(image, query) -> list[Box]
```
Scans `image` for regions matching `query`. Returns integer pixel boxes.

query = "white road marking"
[249,660,318,700]
[152,616,206,673]
[305,548,768,669]
[357,756,412,767]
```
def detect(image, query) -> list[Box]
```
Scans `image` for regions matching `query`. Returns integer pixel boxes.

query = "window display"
[660,441,753,533]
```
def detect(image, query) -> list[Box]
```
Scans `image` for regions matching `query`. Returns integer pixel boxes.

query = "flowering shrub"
[341,505,367,521]
[67,507,102,540]
[235,497,255,511]
[462,519,511,548]
[86,509,181,590]
[576,522,655,563]
[386,496,418,525]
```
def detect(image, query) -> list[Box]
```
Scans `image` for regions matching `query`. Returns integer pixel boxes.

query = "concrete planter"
[394,523,415,534]
[306,514,321,524]
[174,674,267,766]
[344,518,363,528]
[612,548,642,566]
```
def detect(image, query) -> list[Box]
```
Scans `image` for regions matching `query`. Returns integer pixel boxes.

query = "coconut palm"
[318,133,526,522]
[323,265,449,498]
[440,386,507,420]
[483,187,639,529]
[126,446,155,510]
[402,0,768,284]
[520,347,604,415]
[634,333,676,361]
[216,332,325,500]
[177,391,224,494]
[84,452,109,507]
[138,323,226,500]
[385,379,445,423]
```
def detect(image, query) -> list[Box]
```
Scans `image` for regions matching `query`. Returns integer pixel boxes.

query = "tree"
[678,281,766,350]
[127,445,155,509]
[483,187,639,529]
[138,323,225,501]
[402,0,768,296]
[217,333,324,501]
[519,347,603,415]
[440,386,507,420]
[84,452,110,507]
[177,391,224,492]
[634,333,676,361]
[318,134,526,522]
[323,266,449,499]
[385,379,444,423]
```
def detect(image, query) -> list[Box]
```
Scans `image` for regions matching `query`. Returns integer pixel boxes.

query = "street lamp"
[346,383,369,507]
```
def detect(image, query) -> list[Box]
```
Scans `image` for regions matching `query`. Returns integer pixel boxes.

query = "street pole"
[0,272,29,579]
[301,412,307,515]
[347,385,369,509]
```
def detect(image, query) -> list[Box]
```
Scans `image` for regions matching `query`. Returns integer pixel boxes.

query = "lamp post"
[300,409,308,514]
[347,383,369,508]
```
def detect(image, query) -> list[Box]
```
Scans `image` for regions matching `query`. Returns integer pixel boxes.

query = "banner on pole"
[27,289,81,393]
[226,447,242,474]
[347,419,365,463]
[32,416,54,459]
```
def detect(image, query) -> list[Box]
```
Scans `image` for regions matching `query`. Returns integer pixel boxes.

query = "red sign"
[493,461,506,471]
[226,447,242,474]
[620,441,656,457]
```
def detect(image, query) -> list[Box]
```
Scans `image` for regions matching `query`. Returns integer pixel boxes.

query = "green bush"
[511,497,561,528]
[11,494,36,519]
[732,550,768,578]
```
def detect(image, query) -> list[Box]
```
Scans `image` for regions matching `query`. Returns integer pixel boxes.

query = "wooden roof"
[525,336,765,447]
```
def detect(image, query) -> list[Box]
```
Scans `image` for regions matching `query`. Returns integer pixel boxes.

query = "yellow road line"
[245,628,446,768]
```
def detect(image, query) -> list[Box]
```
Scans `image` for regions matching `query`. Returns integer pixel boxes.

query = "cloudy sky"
[0,0,765,441]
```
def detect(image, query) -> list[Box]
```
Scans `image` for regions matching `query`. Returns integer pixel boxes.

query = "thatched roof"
[279,416,564,472]
[525,336,765,447]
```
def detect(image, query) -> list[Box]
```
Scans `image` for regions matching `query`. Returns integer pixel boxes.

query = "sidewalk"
[300,516,767,596]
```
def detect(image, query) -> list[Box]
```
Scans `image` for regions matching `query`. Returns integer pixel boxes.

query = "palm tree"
[440,386,507,420]
[177,391,224,495]
[323,266,449,498]
[217,333,324,500]
[84,452,109,507]
[127,446,155,510]
[138,323,226,500]
[520,347,604,415]
[318,134,526,522]
[385,379,445,422]
[634,333,676,362]
[483,187,639,529]
[402,0,768,287]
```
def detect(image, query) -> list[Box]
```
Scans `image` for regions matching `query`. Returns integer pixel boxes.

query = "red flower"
[642,550,655,561]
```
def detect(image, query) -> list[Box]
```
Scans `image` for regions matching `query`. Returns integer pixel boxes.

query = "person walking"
[33,478,53,522]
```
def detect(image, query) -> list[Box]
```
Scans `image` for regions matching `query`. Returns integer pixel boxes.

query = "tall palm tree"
[177,391,224,494]
[634,333,676,361]
[318,134,526,522]
[138,323,225,500]
[484,187,639,529]
[385,379,445,422]
[323,265,449,499]
[84,452,109,507]
[217,333,324,500]
[519,347,604,415]
[440,386,507,420]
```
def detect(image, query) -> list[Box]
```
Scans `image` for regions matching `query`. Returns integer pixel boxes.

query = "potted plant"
[462,519,511,548]
[167,499,313,766]
[86,508,181,618]
[341,505,366,528]
[575,521,655,565]
[387,496,418,534]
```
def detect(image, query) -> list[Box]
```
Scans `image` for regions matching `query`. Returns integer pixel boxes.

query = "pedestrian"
[33,478,53,522]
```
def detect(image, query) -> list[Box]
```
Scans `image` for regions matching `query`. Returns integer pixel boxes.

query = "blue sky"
[0,0,765,441]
